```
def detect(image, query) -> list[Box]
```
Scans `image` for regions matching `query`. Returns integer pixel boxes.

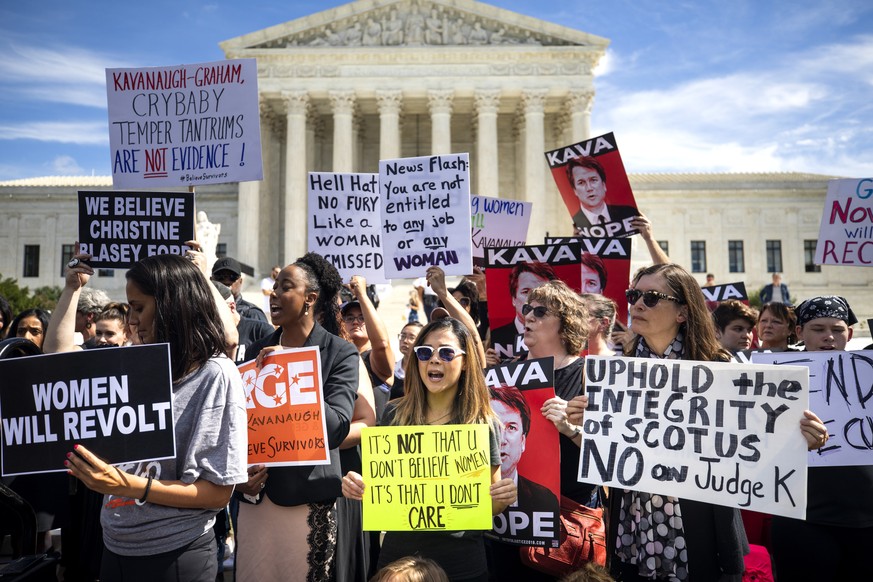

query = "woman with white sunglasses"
[342,317,516,581]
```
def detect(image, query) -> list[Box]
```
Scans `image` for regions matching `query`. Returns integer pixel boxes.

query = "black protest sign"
[0,344,175,476]
[701,282,749,303]
[77,190,195,268]
[485,358,560,547]
[579,355,810,519]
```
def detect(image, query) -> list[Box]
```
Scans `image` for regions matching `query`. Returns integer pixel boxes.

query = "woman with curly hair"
[490,280,592,580]
[235,252,359,581]
[342,317,517,581]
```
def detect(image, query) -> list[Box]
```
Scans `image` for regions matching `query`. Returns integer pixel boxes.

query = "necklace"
[427,410,453,425]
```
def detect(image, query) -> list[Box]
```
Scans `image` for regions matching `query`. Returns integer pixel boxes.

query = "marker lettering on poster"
[579,356,809,519]
[379,154,473,278]
[308,172,385,282]
[106,59,261,188]
[362,425,491,531]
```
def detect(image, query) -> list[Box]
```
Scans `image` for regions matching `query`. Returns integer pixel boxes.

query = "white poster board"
[307,172,385,283]
[814,178,873,266]
[751,350,873,467]
[106,58,263,188]
[471,195,532,261]
[579,356,810,519]
[378,154,473,278]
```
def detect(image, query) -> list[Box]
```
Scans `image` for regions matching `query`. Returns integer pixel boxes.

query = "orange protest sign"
[238,346,330,466]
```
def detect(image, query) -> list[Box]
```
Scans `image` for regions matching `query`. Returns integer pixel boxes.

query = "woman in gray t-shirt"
[65,254,247,582]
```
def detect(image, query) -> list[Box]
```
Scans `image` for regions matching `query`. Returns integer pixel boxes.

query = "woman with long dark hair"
[65,254,248,581]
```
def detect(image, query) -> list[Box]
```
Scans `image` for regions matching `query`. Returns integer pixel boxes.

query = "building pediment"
[220,0,609,51]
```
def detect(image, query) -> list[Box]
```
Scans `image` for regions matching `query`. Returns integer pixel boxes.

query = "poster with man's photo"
[545,236,632,328]
[545,132,640,238]
[484,243,583,362]
[485,357,560,547]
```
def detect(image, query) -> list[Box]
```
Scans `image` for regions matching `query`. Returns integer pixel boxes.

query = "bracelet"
[569,426,581,439]
[139,473,154,503]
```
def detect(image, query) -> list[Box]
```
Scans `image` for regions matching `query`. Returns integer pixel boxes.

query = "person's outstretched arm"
[425,266,486,363]
[350,274,395,384]
[44,248,92,353]
[631,214,670,265]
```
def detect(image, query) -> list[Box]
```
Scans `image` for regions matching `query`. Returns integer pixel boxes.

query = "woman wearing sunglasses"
[564,264,828,581]
[489,280,595,579]
[342,317,517,581]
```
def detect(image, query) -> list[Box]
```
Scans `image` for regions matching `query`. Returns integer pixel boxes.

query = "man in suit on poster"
[568,156,638,237]
[489,262,558,362]
[490,385,560,541]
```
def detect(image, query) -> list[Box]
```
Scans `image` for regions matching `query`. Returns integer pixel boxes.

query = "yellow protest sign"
[361,424,492,532]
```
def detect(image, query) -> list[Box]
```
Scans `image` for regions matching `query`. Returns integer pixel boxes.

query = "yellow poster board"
[361,424,492,531]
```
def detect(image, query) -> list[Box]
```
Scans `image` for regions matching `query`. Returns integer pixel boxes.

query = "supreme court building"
[1,0,872,323]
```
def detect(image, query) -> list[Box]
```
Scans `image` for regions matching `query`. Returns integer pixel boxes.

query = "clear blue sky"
[1,0,871,181]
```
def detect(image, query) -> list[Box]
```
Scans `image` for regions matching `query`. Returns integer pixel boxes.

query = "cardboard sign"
[485,358,560,547]
[77,190,195,268]
[751,350,873,467]
[484,243,583,361]
[106,58,263,188]
[814,178,873,266]
[361,424,492,531]
[471,195,532,266]
[545,236,632,326]
[545,132,639,238]
[579,356,810,519]
[308,172,386,283]
[238,346,330,466]
[0,345,175,476]
[379,154,473,278]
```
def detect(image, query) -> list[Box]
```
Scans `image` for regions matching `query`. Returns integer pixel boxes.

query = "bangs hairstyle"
[628,263,730,362]
[758,302,798,345]
[126,255,227,381]
[526,280,589,354]
[394,318,493,427]
[712,300,758,331]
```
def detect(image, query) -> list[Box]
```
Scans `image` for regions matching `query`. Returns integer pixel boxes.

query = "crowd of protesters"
[0,207,867,582]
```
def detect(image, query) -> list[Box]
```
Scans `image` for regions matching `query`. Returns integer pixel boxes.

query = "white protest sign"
[470,196,532,261]
[379,154,473,278]
[751,350,873,467]
[579,356,809,519]
[308,172,386,284]
[814,178,873,266]
[106,59,263,188]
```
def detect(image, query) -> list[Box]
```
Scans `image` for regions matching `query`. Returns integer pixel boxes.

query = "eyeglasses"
[342,315,365,324]
[398,333,418,341]
[625,289,684,308]
[457,297,471,308]
[414,345,466,362]
[522,304,549,318]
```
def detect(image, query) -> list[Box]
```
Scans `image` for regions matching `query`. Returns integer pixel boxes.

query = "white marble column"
[522,90,548,240]
[428,89,454,155]
[567,89,594,142]
[474,89,500,198]
[237,101,267,269]
[283,91,309,265]
[329,90,356,172]
[376,90,402,161]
